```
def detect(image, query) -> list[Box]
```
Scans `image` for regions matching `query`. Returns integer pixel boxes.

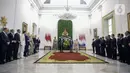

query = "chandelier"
[58,0,77,20]
[58,12,77,20]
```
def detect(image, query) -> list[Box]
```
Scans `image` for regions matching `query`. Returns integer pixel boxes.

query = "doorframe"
[127,12,130,31]
[102,11,116,36]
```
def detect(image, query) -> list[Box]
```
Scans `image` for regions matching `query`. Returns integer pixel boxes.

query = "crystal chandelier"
[58,0,77,20]
[58,12,77,20]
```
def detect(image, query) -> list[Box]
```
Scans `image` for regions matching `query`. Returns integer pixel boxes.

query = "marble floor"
[0,50,130,73]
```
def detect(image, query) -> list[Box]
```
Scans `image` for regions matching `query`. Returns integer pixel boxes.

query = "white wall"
[1,0,130,49]
[91,9,102,37]
[91,0,130,37]
[0,0,15,29]
[39,12,92,49]
[0,0,39,34]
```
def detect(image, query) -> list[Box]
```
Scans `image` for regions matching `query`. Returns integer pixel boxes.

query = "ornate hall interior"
[0,0,130,73]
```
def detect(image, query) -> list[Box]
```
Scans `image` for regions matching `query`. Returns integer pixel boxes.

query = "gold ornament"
[0,16,7,27]
[62,28,69,36]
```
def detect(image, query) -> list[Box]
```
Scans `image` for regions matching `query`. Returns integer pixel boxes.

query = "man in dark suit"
[124,31,130,64]
[0,28,10,64]
[111,34,117,60]
[100,37,106,57]
[106,35,112,58]
[0,31,2,63]
[24,32,30,56]
[6,29,15,62]
[95,36,101,55]
[33,35,37,54]
[92,39,95,53]
[37,37,41,51]
[127,31,130,64]
[58,37,63,52]
[122,33,128,63]
[13,29,21,60]
[117,33,122,61]
[119,34,124,62]
[69,38,73,53]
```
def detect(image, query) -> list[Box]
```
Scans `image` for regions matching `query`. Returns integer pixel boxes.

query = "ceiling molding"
[39,10,90,15]
[31,0,102,14]
[91,0,106,12]
[89,0,100,10]
[87,0,95,8]
[28,0,39,13]
[39,6,90,11]
[33,0,41,9]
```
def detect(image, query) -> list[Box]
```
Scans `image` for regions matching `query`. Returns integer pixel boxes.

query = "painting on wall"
[93,28,98,38]
[127,13,130,31]
[0,16,7,27]
[32,23,37,35]
[22,22,28,33]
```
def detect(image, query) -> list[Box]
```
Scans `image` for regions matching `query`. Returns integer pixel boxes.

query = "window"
[108,18,112,35]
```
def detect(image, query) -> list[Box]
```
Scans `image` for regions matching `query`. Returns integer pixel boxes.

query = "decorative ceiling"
[32,0,101,11]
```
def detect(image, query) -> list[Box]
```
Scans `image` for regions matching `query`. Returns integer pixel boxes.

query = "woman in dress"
[29,35,34,55]
[53,37,57,50]
[73,39,79,53]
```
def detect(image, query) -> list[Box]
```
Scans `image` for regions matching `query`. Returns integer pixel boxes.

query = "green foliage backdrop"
[58,20,73,39]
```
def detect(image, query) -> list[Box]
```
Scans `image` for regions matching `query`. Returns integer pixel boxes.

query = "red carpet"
[49,52,90,61]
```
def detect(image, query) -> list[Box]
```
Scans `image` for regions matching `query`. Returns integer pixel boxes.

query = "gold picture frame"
[32,23,37,35]
[127,13,130,31]
[0,16,7,27]
[22,22,28,33]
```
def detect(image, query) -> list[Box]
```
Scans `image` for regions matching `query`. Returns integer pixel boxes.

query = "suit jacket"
[111,38,117,48]
[106,38,112,48]
[37,39,41,46]
[128,35,130,47]
[8,33,15,44]
[122,37,128,47]
[14,33,20,44]
[95,39,100,47]
[124,36,130,49]
[37,39,41,44]
[0,32,10,51]
[127,35,130,52]
[101,39,106,48]
[117,38,121,46]
[0,34,2,50]
[92,41,95,47]
[25,34,30,46]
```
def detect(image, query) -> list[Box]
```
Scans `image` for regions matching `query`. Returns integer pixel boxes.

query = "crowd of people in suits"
[0,28,41,64]
[92,31,130,65]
